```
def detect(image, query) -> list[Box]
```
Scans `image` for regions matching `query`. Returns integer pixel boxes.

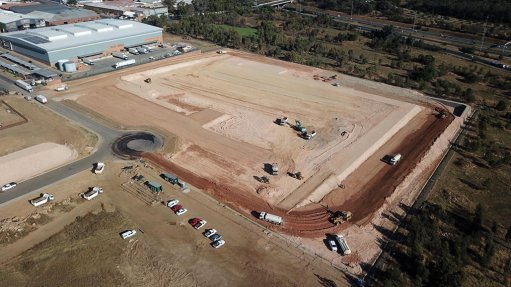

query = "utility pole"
[480,16,488,52]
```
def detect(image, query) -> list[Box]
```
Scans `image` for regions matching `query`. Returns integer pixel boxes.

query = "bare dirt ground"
[0,162,351,286]
[0,143,77,185]
[0,96,96,158]
[47,50,458,274]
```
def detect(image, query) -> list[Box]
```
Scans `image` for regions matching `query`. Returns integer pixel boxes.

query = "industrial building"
[84,0,168,20]
[0,19,163,66]
[0,10,46,32]
[9,3,100,26]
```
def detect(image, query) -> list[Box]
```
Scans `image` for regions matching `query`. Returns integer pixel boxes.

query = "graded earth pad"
[65,51,451,239]
[0,142,77,185]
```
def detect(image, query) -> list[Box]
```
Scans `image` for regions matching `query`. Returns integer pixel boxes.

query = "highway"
[0,100,124,206]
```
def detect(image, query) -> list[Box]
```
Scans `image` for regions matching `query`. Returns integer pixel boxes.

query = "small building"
[0,10,45,32]
[145,181,162,193]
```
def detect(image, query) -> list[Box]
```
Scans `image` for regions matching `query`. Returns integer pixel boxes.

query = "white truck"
[113,59,136,69]
[82,187,103,200]
[112,52,128,60]
[35,95,47,104]
[259,211,283,225]
[136,47,148,54]
[15,80,33,92]
[141,45,153,52]
[335,235,352,255]
[55,85,69,92]
[388,154,402,165]
[94,162,105,174]
[128,48,139,55]
[30,193,55,207]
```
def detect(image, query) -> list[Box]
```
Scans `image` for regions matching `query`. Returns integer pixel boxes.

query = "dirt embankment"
[143,110,453,238]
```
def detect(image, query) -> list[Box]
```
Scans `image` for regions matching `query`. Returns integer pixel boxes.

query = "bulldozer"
[329,210,352,226]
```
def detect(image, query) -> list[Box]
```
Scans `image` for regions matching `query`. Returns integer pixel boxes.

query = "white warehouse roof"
[0,19,162,52]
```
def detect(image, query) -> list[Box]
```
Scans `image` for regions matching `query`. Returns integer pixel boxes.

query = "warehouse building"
[0,19,163,66]
[0,10,45,32]
[84,0,168,20]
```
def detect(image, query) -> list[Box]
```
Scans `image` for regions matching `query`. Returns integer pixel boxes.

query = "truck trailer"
[335,235,352,255]
[112,52,128,60]
[113,59,136,69]
[128,48,139,55]
[259,211,283,225]
[15,80,33,92]
[30,193,55,207]
[136,47,148,54]
[35,95,47,104]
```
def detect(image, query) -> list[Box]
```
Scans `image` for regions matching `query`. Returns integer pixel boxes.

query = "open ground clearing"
[0,162,350,286]
[0,96,96,158]
[48,50,459,272]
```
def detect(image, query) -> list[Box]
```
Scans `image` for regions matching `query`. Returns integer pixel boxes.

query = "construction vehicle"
[257,176,270,183]
[276,117,288,126]
[82,187,103,200]
[271,163,279,175]
[30,193,55,207]
[258,211,283,225]
[289,171,303,180]
[386,154,401,165]
[302,131,316,140]
[329,210,352,225]
[335,235,352,255]
[55,85,69,92]
[435,107,448,119]
[144,78,151,83]
[294,120,307,133]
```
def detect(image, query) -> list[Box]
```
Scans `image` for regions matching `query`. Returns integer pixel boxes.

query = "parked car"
[171,204,187,216]
[193,219,207,230]
[1,182,17,192]
[209,234,222,242]
[167,199,179,208]
[327,239,338,252]
[120,229,137,239]
[211,239,225,249]
[203,229,217,238]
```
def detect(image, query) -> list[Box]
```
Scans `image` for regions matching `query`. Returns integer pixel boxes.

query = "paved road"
[0,100,124,206]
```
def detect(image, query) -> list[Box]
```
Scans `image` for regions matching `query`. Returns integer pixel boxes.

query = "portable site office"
[145,181,162,193]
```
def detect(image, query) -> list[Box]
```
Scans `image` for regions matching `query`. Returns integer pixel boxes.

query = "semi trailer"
[15,80,33,92]
[113,59,136,69]
[112,52,128,60]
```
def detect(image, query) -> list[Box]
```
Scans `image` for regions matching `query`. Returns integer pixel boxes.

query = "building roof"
[0,9,41,24]
[85,0,167,13]
[10,3,98,22]
[0,19,162,52]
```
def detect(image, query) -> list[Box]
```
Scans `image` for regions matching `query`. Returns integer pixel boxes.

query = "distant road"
[0,100,124,206]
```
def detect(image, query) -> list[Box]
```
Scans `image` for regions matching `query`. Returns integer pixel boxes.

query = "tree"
[66,0,77,5]
[496,100,508,111]
[471,203,484,233]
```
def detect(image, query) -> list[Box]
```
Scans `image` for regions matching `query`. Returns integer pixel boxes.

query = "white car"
[193,220,207,230]
[175,207,187,216]
[120,229,137,239]
[167,199,179,208]
[1,182,17,192]
[203,229,217,238]
[211,239,225,249]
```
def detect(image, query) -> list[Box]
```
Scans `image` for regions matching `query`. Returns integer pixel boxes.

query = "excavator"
[294,120,307,133]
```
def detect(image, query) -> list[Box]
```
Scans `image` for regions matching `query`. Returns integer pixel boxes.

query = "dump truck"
[35,95,47,104]
[335,235,352,255]
[259,211,283,225]
[94,162,105,174]
[128,48,139,55]
[30,193,55,207]
[82,187,103,200]
[329,210,352,225]
[15,80,33,92]
[113,59,136,69]
[112,52,128,60]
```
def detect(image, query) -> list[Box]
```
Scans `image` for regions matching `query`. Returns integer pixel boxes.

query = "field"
[49,50,461,272]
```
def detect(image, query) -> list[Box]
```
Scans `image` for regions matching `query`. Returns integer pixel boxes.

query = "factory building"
[0,19,163,66]
[84,0,168,20]
[9,3,100,26]
[0,10,46,32]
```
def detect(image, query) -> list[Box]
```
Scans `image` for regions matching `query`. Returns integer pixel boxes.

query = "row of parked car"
[167,199,225,249]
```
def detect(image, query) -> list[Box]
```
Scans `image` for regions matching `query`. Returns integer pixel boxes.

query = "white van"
[120,229,137,239]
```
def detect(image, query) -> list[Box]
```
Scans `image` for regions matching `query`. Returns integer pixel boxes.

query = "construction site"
[42,50,465,272]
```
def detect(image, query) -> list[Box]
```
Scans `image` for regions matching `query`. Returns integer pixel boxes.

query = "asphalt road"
[0,100,124,206]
